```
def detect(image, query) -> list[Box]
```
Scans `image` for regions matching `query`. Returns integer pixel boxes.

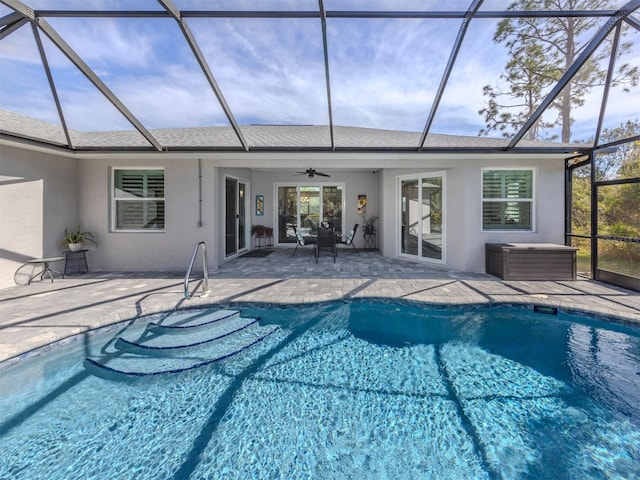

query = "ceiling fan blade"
[293,168,329,178]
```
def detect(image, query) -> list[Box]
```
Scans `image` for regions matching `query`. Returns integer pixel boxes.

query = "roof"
[0,108,580,153]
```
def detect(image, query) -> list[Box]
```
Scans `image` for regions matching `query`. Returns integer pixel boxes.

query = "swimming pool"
[1,300,639,479]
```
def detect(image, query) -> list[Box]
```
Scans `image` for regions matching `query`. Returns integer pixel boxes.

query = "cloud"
[43,17,165,70]
[106,66,231,129]
[0,22,41,65]
[324,18,462,131]
[189,17,330,125]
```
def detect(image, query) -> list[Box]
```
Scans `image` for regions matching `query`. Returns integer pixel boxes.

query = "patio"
[1,248,638,366]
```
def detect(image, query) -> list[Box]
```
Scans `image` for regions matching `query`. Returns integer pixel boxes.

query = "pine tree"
[479,0,638,142]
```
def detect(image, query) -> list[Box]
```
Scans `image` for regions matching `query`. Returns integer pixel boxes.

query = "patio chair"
[303,216,318,235]
[338,223,359,254]
[315,227,337,263]
[292,225,315,257]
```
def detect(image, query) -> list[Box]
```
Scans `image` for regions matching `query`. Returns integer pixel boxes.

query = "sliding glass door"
[399,173,445,262]
[276,184,344,244]
[225,176,248,257]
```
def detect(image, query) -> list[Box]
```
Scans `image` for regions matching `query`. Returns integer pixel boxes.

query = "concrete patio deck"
[1,248,639,366]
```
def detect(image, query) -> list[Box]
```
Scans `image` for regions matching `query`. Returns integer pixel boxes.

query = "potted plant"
[61,225,98,251]
[250,225,266,237]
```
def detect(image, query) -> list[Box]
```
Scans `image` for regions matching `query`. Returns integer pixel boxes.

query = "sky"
[0,0,638,147]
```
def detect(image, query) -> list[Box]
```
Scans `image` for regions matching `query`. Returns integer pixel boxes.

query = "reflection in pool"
[1,300,639,479]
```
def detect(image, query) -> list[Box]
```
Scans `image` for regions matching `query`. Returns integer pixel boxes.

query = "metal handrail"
[184,241,210,300]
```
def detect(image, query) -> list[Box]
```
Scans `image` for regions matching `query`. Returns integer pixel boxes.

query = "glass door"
[238,182,247,251]
[399,173,445,262]
[225,176,249,257]
[299,186,320,236]
[278,186,298,243]
[401,179,419,256]
[323,185,343,230]
[277,184,344,244]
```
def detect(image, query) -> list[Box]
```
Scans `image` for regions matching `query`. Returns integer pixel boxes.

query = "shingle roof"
[0,109,68,146]
[0,109,581,152]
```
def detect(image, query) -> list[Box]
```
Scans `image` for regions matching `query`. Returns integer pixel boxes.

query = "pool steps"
[147,309,240,334]
[115,316,260,355]
[83,309,279,379]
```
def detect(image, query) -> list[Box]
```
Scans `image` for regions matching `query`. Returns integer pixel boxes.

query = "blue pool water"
[1,300,639,479]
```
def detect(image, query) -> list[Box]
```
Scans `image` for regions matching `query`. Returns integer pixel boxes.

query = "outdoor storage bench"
[486,243,578,281]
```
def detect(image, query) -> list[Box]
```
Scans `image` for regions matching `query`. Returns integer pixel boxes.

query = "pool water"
[1,301,639,479]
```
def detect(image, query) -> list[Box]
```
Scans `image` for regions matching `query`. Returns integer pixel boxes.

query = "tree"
[593,120,640,180]
[570,121,640,268]
[570,166,591,235]
[596,122,640,243]
[479,0,639,142]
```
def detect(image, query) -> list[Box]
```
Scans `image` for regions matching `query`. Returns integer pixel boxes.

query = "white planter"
[68,243,83,252]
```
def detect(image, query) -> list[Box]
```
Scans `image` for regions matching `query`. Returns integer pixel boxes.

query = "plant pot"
[68,243,83,252]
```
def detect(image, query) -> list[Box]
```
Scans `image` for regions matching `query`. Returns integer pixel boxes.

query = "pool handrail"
[184,241,210,299]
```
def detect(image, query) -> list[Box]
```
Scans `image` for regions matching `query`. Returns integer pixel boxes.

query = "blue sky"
[0,1,638,146]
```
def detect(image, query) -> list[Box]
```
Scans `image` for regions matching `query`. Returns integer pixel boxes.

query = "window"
[112,169,165,231]
[482,169,533,231]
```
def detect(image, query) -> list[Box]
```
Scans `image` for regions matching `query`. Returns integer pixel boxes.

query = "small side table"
[364,233,377,250]
[255,229,274,249]
[63,249,89,275]
[26,256,65,284]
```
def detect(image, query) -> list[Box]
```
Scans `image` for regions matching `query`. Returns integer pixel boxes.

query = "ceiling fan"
[295,168,330,178]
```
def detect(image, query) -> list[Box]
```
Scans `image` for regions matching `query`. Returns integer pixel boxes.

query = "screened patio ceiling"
[0,0,638,153]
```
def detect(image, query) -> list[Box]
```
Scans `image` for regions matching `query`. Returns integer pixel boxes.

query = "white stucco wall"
[77,157,217,273]
[0,145,77,289]
[380,157,565,272]
[78,155,565,274]
[0,145,566,284]
[463,159,565,272]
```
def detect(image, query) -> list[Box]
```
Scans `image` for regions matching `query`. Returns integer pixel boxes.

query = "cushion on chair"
[346,231,354,245]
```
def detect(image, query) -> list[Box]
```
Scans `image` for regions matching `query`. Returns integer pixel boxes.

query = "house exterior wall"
[77,157,217,273]
[0,145,77,289]
[0,145,566,287]
[380,157,565,272]
[344,171,380,249]
[463,159,565,272]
